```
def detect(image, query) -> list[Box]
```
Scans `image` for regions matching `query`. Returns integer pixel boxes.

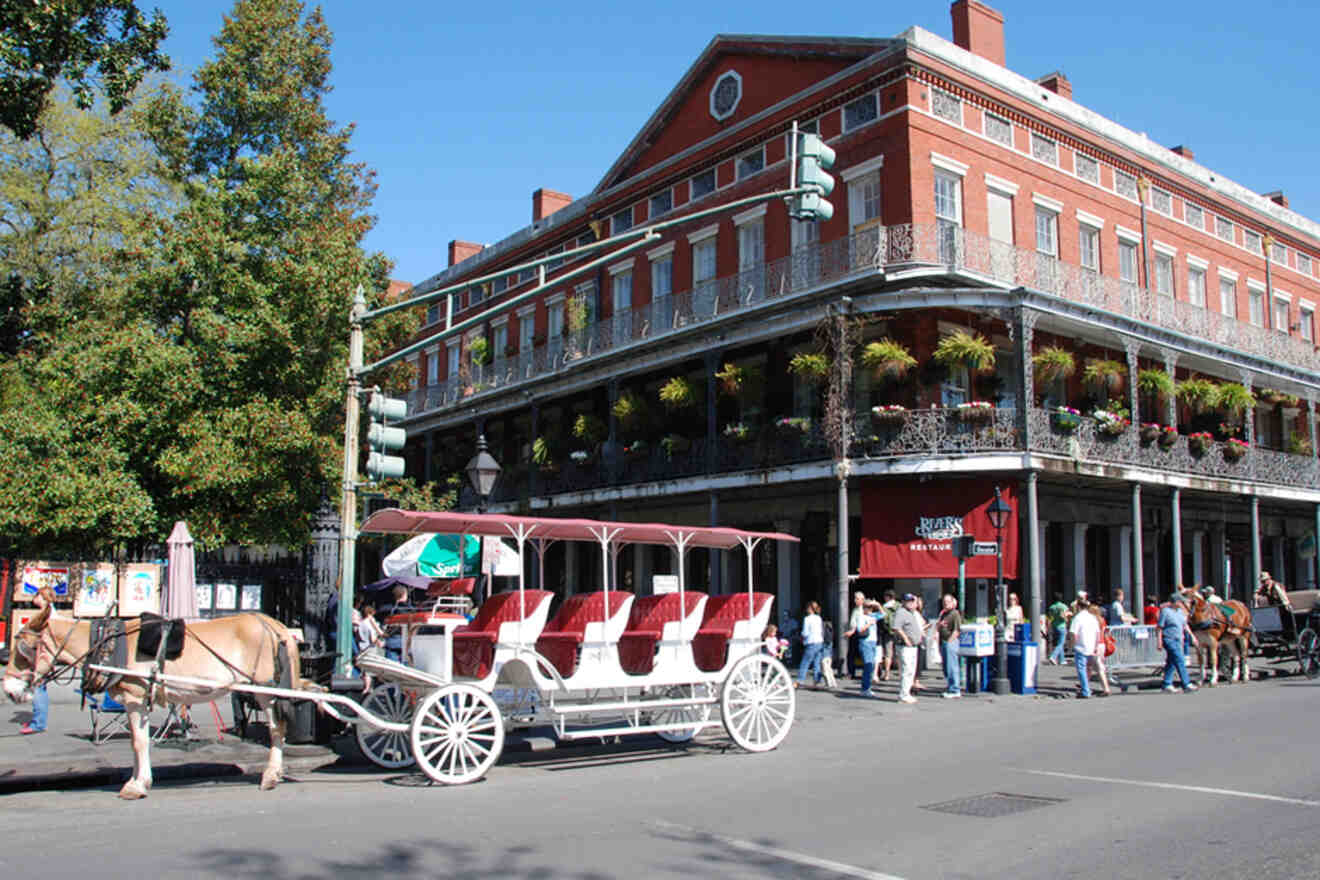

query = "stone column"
[634,544,651,596]
[1171,487,1184,589]
[1239,370,1256,468]
[1025,471,1042,642]
[1272,535,1287,585]
[1109,525,1132,591]
[1063,522,1089,600]
[1250,495,1262,590]
[1191,528,1207,587]
[1015,308,1038,448]
[1131,483,1145,613]
[1162,352,1179,427]
[1210,522,1228,596]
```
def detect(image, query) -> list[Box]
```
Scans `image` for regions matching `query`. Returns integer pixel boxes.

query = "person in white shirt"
[1068,597,1101,698]
[796,601,826,688]
[844,591,878,697]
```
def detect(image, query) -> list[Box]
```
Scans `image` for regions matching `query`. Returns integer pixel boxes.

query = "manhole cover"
[922,792,1065,818]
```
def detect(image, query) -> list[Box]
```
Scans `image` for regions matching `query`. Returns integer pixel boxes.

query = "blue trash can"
[1007,641,1038,694]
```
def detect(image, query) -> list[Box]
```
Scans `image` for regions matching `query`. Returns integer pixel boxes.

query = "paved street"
[3,670,1319,880]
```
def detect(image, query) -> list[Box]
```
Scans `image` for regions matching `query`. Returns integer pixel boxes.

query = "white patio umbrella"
[164,520,200,619]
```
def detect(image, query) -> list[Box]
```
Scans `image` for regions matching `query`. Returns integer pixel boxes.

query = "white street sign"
[972,541,999,556]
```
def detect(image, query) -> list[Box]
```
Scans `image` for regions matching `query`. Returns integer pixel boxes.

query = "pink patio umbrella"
[164,520,200,619]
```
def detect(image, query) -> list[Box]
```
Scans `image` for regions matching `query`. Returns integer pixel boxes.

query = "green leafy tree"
[0,0,169,140]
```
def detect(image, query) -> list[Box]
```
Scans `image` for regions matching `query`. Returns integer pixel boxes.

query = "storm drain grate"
[921,792,1066,818]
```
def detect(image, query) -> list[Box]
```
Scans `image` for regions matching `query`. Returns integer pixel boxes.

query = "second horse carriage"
[1251,574,1320,678]
[350,509,800,784]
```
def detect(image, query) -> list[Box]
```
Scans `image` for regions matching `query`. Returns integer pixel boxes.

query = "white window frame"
[491,318,509,359]
[984,112,1013,147]
[736,145,765,180]
[1186,260,1206,308]
[689,225,718,285]
[1247,281,1265,327]
[1299,301,1315,342]
[690,168,717,200]
[1032,195,1062,258]
[1152,243,1175,295]
[1078,219,1101,271]
[649,189,673,219]
[1273,290,1291,333]
[1217,272,1237,319]
[516,305,535,350]
[843,158,884,230]
[424,347,439,386]
[843,92,879,132]
[446,340,461,379]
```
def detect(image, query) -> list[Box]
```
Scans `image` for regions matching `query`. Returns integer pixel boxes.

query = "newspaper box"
[957,623,994,657]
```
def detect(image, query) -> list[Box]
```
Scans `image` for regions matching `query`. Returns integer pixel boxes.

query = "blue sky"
[156,1,1320,288]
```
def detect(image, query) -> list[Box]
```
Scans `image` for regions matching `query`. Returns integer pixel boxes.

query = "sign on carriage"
[118,564,161,616]
[652,574,679,595]
[74,565,115,617]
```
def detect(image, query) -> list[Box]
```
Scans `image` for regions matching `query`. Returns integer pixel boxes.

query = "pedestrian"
[1005,592,1024,638]
[936,594,962,698]
[762,624,784,658]
[20,586,55,735]
[1068,596,1100,698]
[1107,588,1135,626]
[844,591,878,697]
[913,594,929,687]
[380,585,413,663]
[891,593,923,704]
[1047,592,1071,665]
[1143,596,1160,626]
[796,601,825,688]
[1087,602,1112,696]
[355,604,383,688]
[878,590,898,681]
[1157,593,1199,693]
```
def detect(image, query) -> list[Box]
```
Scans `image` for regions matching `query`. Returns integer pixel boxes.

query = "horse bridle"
[11,619,82,689]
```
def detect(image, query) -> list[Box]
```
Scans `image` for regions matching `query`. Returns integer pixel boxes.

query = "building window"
[612,207,633,235]
[1273,297,1290,333]
[848,170,882,229]
[1079,223,1099,270]
[843,93,878,131]
[426,303,440,326]
[489,277,504,296]
[426,352,439,386]
[1075,153,1099,184]
[1187,267,1206,307]
[1271,242,1288,265]
[1299,253,1313,276]
[984,113,1012,147]
[1301,306,1315,342]
[612,270,632,314]
[651,255,673,298]
[693,237,717,285]
[1184,202,1204,229]
[1150,187,1172,215]
[1216,216,1235,243]
[1154,254,1174,295]
[1244,229,1263,254]
[1035,207,1058,257]
[1248,288,1264,326]
[1030,133,1058,166]
[931,89,962,125]
[691,169,716,200]
[578,231,595,248]
[934,172,962,226]
[738,219,764,272]
[650,190,672,218]
[1118,239,1138,283]
[547,244,565,271]
[518,312,534,350]
[987,190,1013,244]
[1114,170,1137,200]
[737,147,765,180]
[446,343,460,379]
[1219,278,1237,318]
[492,323,508,358]
[547,299,566,339]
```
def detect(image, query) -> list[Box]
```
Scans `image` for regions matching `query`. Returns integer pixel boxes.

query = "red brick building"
[391,2,1320,633]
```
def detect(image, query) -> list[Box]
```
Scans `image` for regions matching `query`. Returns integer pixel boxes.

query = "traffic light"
[365,391,407,481]
[793,132,836,222]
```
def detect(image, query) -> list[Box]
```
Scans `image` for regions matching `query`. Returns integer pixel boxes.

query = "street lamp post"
[465,434,501,513]
[986,486,1013,695]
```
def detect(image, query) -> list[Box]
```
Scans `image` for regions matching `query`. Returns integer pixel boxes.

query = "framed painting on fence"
[240,584,262,611]
[214,583,237,611]
[118,564,161,616]
[74,565,115,617]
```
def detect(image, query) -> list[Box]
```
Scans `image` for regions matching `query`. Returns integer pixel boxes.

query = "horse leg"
[257,696,285,791]
[118,703,153,799]
[1209,641,1219,686]
[1237,637,1250,682]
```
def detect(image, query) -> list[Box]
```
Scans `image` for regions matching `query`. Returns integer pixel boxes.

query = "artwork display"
[118,564,162,616]
[19,563,70,600]
[195,583,213,612]
[240,584,262,611]
[74,565,115,617]
[214,583,237,610]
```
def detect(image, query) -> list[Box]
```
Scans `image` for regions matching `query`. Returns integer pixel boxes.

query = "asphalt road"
[4,675,1319,880]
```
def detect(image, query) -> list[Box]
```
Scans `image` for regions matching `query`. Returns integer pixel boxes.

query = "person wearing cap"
[891,593,923,704]
[1157,593,1198,693]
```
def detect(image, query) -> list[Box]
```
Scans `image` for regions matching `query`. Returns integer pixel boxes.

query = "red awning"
[359,508,798,551]
[859,479,1019,579]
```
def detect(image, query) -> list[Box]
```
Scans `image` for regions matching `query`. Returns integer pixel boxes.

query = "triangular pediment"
[595,35,892,192]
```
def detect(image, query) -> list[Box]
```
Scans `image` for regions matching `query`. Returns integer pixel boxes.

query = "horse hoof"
[259,772,281,791]
[118,783,148,800]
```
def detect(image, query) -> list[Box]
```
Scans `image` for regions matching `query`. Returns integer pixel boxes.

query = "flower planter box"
[1222,442,1248,463]
[870,407,909,424]
[1188,436,1212,457]
[1051,412,1081,432]
[1139,425,1161,444]
[957,406,995,423]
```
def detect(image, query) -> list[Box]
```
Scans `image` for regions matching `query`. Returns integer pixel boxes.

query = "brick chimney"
[1264,190,1289,209]
[1036,71,1072,100]
[533,188,572,223]
[1170,145,1195,161]
[951,0,1005,67]
[448,240,484,267]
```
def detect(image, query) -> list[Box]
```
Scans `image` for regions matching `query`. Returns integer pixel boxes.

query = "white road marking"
[1021,769,1320,807]
[653,820,908,880]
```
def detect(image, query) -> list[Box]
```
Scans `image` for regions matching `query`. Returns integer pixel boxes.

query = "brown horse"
[1186,592,1252,685]
[4,600,301,799]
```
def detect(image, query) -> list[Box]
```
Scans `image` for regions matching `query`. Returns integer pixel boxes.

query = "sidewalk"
[0,681,337,794]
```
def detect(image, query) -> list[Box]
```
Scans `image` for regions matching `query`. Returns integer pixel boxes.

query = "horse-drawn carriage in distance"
[5,509,798,797]
[1251,573,1320,678]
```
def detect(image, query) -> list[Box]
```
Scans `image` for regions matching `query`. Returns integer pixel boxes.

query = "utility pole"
[335,287,365,677]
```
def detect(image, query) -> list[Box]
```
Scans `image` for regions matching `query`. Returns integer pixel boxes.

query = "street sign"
[972,541,999,556]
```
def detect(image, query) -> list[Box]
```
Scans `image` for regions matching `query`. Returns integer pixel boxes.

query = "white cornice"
[984,173,1019,196]
[1076,208,1105,229]
[647,241,677,260]
[841,154,885,182]
[687,223,720,244]
[1115,224,1141,242]
[609,259,635,276]
[732,203,769,226]
[930,151,969,176]
[1032,193,1064,214]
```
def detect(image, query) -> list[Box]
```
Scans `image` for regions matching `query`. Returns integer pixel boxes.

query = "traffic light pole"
[336,287,366,677]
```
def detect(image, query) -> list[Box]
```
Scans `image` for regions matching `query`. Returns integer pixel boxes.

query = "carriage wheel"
[720,654,795,753]
[644,684,712,743]
[1297,629,1320,679]
[410,684,505,784]
[356,684,417,769]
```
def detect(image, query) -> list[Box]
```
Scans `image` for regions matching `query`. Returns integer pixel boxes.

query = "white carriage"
[348,508,799,785]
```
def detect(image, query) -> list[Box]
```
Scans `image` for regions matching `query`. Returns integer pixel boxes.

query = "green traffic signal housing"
[366,391,408,481]
[793,132,836,222]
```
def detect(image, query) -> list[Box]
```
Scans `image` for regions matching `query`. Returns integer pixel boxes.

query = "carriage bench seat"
[619,592,708,675]
[535,591,633,678]
[452,590,553,679]
[692,592,773,673]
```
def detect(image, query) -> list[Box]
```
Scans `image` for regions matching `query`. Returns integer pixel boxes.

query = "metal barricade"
[1106,625,1162,670]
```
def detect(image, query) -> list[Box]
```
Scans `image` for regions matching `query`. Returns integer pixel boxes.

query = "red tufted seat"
[619,592,706,675]
[535,591,632,677]
[427,577,475,598]
[451,590,553,679]
[692,592,773,672]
